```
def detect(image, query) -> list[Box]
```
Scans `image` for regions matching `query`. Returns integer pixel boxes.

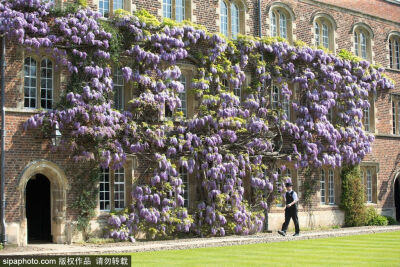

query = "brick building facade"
[1,0,400,245]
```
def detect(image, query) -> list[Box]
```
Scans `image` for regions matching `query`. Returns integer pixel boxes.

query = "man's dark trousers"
[281,206,299,234]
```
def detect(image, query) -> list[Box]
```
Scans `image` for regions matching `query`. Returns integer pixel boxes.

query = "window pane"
[180,167,189,208]
[328,169,334,204]
[178,75,187,117]
[99,0,110,17]
[363,106,370,132]
[99,168,110,211]
[354,32,359,57]
[320,169,326,204]
[322,23,329,49]
[113,0,124,11]
[366,169,372,203]
[271,12,277,37]
[360,32,367,59]
[114,168,125,209]
[279,12,287,39]
[396,40,400,69]
[314,22,320,46]
[163,0,172,19]
[40,59,53,110]
[176,0,185,22]
[272,85,279,109]
[220,0,228,37]
[24,57,37,108]
[231,3,239,39]
[113,68,124,110]
[389,39,393,68]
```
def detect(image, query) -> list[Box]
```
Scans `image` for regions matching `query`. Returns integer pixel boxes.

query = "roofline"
[300,0,400,27]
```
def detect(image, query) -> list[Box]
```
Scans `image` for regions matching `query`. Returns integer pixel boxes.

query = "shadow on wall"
[379,152,400,219]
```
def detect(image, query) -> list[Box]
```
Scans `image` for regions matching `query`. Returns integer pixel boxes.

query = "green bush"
[384,216,398,225]
[365,207,388,226]
[340,165,367,226]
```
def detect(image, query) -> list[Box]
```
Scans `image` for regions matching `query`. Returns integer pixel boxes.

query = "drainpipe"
[1,36,7,245]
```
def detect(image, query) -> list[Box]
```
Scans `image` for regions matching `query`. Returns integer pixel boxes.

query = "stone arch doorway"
[17,160,69,246]
[26,174,51,242]
[395,177,400,222]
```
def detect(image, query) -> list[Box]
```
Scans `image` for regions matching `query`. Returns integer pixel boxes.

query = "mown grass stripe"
[129,231,400,267]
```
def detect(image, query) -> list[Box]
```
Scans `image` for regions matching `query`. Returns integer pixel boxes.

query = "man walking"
[278,182,300,236]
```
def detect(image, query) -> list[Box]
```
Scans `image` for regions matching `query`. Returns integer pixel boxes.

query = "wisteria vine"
[0,1,394,241]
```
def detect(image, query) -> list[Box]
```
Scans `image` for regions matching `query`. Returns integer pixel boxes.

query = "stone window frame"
[311,12,337,53]
[360,163,379,205]
[163,64,195,119]
[351,22,374,62]
[270,82,292,122]
[388,31,400,70]
[98,160,133,213]
[318,167,340,206]
[391,93,400,135]
[112,67,125,111]
[179,166,189,208]
[266,2,296,44]
[362,94,376,133]
[161,0,192,22]
[94,0,134,18]
[21,52,60,111]
[217,0,247,39]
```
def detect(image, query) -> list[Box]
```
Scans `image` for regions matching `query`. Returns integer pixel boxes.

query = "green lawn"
[129,231,400,267]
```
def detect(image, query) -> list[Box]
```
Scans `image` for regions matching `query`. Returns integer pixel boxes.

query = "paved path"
[1,225,400,255]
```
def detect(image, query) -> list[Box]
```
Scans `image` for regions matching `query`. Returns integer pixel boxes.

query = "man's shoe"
[278,230,286,236]
[293,233,300,236]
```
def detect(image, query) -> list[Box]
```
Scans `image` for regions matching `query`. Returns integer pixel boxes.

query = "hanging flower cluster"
[1,1,394,240]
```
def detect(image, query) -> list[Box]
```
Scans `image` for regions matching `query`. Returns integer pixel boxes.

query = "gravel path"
[1,225,400,256]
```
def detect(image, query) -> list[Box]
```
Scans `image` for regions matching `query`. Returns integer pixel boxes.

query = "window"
[328,169,335,205]
[163,0,190,22]
[24,57,54,109]
[269,5,293,42]
[99,167,126,211]
[99,168,110,211]
[389,35,400,69]
[392,96,400,135]
[234,85,241,100]
[179,167,189,208]
[98,0,126,17]
[220,0,243,39]
[270,10,287,38]
[113,68,124,110]
[320,169,326,204]
[178,75,187,117]
[313,16,335,51]
[271,85,290,120]
[114,168,125,209]
[360,166,377,203]
[354,26,372,60]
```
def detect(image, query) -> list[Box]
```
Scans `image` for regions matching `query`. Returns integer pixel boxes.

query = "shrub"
[340,165,367,226]
[365,207,388,226]
[384,216,398,225]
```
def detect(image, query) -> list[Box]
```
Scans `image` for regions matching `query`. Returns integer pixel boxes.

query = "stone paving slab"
[1,225,400,256]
